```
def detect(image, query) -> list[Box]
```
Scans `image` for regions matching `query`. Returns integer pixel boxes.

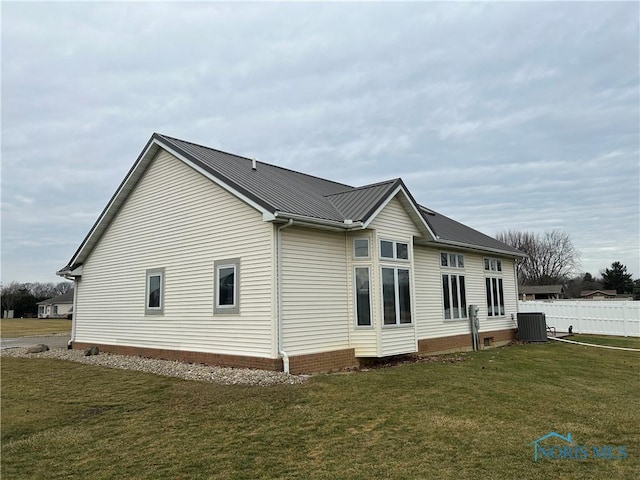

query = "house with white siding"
[37,289,74,318]
[58,133,525,374]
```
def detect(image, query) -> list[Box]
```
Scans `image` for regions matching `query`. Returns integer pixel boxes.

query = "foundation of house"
[72,329,516,375]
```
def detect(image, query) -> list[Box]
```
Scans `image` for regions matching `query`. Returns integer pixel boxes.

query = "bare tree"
[495,229,580,285]
[1,282,25,315]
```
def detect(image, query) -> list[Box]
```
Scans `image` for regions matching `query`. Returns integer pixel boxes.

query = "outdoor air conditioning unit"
[517,312,548,342]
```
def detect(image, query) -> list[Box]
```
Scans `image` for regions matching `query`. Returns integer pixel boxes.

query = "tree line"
[495,229,638,298]
[1,281,73,318]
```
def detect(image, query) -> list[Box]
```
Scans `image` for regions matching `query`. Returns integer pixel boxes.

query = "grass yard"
[0,318,71,338]
[2,339,638,479]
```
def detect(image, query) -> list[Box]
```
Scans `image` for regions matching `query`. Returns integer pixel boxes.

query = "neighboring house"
[58,133,525,374]
[519,285,566,301]
[580,290,632,300]
[37,289,74,318]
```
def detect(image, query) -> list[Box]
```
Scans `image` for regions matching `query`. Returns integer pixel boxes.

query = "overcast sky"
[2,1,639,284]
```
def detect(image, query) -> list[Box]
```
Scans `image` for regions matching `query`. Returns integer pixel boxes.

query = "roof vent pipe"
[252,158,257,170]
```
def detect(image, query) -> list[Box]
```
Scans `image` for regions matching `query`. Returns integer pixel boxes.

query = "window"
[382,267,412,325]
[441,252,464,268]
[353,238,370,259]
[214,258,240,314]
[442,274,467,320]
[486,277,505,316]
[380,240,409,260]
[354,267,372,327]
[380,240,394,258]
[396,242,409,260]
[145,268,165,315]
[484,258,502,272]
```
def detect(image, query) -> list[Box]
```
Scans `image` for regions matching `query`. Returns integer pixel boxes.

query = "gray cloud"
[2,1,638,282]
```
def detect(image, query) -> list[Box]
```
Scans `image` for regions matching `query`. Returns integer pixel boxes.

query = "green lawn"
[0,318,71,338]
[2,339,638,479]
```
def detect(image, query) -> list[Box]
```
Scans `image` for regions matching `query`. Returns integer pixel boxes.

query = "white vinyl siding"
[280,227,349,355]
[75,150,275,358]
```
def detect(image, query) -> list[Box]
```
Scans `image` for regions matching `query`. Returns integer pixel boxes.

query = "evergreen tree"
[600,262,634,294]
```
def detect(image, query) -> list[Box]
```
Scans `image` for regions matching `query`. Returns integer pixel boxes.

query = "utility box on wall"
[517,312,548,342]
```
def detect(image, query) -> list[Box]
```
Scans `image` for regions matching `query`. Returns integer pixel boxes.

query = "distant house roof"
[37,289,74,305]
[58,133,525,275]
[580,289,617,297]
[519,285,566,295]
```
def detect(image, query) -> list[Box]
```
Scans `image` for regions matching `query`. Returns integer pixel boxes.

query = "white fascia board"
[158,141,274,219]
[362,185,437,240]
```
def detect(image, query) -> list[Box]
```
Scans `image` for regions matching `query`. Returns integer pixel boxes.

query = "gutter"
[421,237,527,259]
[274,211,364,231]
[276,219,294,373]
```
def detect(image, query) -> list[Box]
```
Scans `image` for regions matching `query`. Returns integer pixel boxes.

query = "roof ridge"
[324,178,400,197]
[156,133,255,162]
[156,133,354,190]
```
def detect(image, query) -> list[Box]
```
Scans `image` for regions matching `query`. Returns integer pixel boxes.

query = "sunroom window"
[353,238,370,259]
[382,267,412,325]
[354,267,372,327]
[380,240,410,261]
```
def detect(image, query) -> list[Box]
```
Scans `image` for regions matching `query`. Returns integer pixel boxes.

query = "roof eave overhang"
[417,237,527,259]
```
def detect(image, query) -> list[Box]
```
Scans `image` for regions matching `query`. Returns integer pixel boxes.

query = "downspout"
[277,219,294,373]
[512,261,519,328]
[68,277,79,349]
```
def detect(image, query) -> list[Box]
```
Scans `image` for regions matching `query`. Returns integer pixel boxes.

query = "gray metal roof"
[421,208,524,256]
[37,289,74,305]
[159,134,351,221]
[325,179,401,222]
[58,133,524,275]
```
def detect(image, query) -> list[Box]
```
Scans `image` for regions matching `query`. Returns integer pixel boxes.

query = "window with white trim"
[484,258,502,272]
[353,238,370,259]
[441,252,464,268]
[442,274,467,320]
[145,268,165,315]
[486,277,505,317]
[382,267,412,325]
[354,267,372,327]
[214,258,240,314]
[380,240,409,260]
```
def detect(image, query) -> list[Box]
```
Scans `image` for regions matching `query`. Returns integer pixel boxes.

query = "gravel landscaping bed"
[1,347,307,386]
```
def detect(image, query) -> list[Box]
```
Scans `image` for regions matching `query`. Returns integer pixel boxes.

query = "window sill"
[382,323,414,329]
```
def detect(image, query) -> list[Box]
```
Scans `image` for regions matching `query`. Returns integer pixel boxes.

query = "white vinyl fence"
[518,300,640,337]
